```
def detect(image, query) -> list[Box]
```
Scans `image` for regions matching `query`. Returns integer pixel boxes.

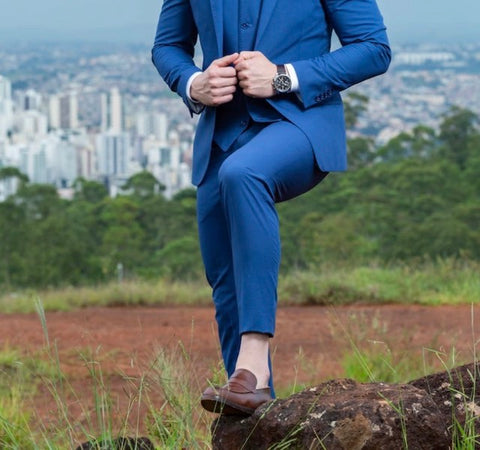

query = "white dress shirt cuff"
[285,63,299,92]
[186,71,205,114]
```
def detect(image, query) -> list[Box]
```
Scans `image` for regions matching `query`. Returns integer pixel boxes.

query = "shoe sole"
[201,394,255,416]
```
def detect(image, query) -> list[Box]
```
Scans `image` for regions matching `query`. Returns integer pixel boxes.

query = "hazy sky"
[1,0,478,45]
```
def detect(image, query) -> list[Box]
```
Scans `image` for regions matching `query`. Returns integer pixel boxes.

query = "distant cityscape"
[0,41,479,201]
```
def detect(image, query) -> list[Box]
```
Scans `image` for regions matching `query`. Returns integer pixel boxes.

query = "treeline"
[0,105,479,288]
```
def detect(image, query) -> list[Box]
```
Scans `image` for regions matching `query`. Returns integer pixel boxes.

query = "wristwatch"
[272,65,292,95]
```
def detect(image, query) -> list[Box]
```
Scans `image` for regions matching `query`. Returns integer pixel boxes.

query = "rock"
[212,365,480,450]
[410,362,480,440]
[75,437,155,450]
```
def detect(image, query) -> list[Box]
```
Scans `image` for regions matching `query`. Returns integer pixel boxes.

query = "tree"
[297,212,366,265]
[347,137,376,169]
[0,200,26,286]
[99,196,146,277]
[154,236,203,280]
[344,92,369,128]
[21,211,104,286]
[439,106,479,169]
[122,171,165,198]
[378,125,437,163]
[73,177,108,204]
[14,183,63,220]
[0,167,29,184]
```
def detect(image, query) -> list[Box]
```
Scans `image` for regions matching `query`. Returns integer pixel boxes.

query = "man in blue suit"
[152,0,391,415]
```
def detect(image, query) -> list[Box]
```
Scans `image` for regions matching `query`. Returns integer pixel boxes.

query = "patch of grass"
[0,345,63,448]
[278,258,480,307]
[0,345,61,394]
[2,298,480,448]
[0,385,35,449]
[0,278,212,314]
[145,343,212,448]
[1,258,480,314]
[0,300,216,448]
[336,311,460,383]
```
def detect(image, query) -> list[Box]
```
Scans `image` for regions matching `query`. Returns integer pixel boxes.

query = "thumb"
[214,53,239,67]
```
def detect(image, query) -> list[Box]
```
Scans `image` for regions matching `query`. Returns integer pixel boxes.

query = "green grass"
[0,345,62,449]
[0,279,212,314]
[1,259,480,314]
[1,260,480,447]
[0,344,215,449]
[1,320,480,448]
[278,258,480,307]
[339,317,459,384]
[146,344,213,448]
[0,338,213,448]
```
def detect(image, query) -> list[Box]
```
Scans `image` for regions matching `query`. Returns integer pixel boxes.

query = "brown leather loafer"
[201,369,272,416]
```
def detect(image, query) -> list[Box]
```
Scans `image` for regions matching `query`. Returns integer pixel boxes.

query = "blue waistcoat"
[214,0,282,151]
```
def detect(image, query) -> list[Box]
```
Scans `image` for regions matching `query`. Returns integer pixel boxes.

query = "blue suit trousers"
[196,120,328,390]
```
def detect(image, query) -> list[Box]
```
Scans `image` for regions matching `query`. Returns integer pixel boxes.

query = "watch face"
[274,73,291,93]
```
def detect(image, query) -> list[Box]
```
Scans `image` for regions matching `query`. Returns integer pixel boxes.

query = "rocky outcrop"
[212,363,480,450]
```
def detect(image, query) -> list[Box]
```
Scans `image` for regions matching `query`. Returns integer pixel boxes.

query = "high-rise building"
[0,75,14,140]
[32,147,48,184]
[60,93,78,130]
[101,87,123,133]
[136,111,168,142]
[49,96,60,129]
[77,145,95,179]
[96,131,131,176]
[15,111,48,138]
[54,137,78,188]
[49,92,79,130]
[20,89,42,111]
[0,75,11,101]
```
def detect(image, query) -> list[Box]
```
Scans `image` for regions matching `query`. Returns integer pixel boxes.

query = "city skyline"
[1,0,479,45]
[1,41,479,200]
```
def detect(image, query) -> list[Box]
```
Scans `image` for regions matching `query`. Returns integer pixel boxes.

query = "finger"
[211,94,234,106]
[209,66,236,79]
[234,51,256,66]
[215,66,237,78]
[239,85,254,98]
[214,53,239,67]
[212,85,237,97]
[209,76,238,89]
[238,79,250,90]
[238,51,256,61]
[235,70,248,80]
[234,60,248,72]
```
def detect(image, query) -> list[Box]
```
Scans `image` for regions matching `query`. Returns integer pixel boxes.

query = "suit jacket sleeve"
[292,0,392,109]
[151,0,202,115]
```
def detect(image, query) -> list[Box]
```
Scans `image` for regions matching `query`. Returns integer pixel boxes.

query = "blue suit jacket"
[152,0,391,185]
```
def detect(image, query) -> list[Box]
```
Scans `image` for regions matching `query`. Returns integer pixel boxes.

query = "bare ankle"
[235,332,271,389]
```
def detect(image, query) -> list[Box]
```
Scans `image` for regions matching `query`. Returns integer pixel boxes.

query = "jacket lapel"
[210,0,224,57]
[254,0,278,49]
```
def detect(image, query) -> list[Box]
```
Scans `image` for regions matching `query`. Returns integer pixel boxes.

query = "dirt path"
[2,304,479,437]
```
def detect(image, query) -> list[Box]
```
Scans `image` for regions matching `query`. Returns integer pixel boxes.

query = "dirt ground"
[2,304,480,439]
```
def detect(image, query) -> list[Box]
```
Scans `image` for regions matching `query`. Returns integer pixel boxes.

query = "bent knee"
[218,158,252,189]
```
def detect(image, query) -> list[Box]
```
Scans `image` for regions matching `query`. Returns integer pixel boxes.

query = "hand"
[190,53,239,106]
[234,51,277,98]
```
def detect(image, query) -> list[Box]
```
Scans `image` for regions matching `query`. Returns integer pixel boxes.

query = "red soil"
[1,304,479,441]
